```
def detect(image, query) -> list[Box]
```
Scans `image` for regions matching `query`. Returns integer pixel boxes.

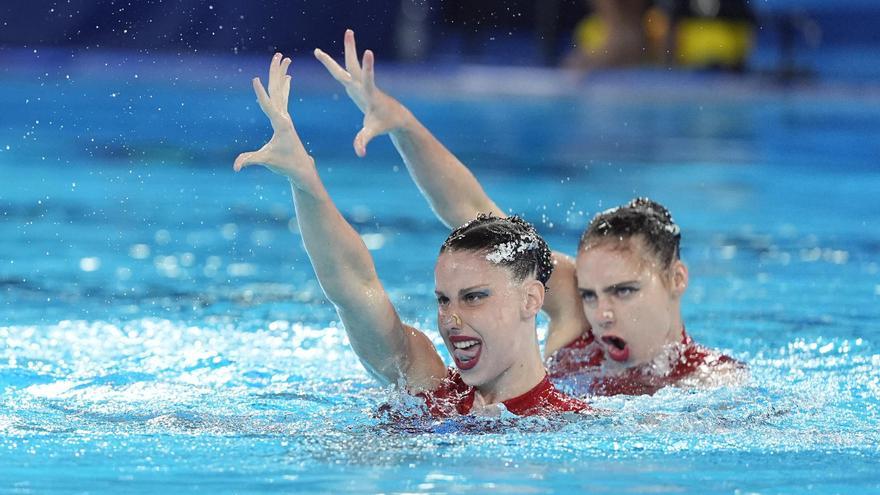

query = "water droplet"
[79,257,101,272]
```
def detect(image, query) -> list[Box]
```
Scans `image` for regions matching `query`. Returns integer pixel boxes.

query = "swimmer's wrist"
[282,156,319,186]
[389,105,418,136]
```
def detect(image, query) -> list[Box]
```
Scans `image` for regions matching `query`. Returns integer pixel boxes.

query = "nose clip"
[451,313,462,327]
[440,311,463,328]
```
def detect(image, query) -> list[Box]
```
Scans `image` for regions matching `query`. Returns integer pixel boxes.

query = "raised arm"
[314,32,594,358]
[233,53,445,392]
[314,30,503,228]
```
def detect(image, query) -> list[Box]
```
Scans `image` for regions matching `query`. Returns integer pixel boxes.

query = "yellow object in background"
[572,12,754,68]
[676,18,754,67]
[574,15,608,54]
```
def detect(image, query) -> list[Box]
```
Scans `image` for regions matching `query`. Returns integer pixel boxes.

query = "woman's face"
[575,236,687,369]
[434,250,539,388]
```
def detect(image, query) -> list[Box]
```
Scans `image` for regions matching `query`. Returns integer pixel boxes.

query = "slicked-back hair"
[578,198,682,269]
[441,214,554,288]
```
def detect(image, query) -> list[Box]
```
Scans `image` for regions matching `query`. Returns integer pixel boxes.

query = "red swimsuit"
[547,328,741,396]
[418,368,591,418]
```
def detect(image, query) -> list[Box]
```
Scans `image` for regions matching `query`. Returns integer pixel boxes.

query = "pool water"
[1,50,879,493]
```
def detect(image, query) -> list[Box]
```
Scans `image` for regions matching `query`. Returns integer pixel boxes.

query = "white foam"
[484,235,538,265]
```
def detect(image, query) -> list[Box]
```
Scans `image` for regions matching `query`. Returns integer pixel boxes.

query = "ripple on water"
[1,319,878,486]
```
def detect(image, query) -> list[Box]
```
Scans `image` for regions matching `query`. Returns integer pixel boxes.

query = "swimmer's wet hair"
[441,213,554,287]
[579,197,682,269]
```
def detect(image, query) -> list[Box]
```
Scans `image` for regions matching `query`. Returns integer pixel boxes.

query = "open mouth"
[601,335,630,363]
[449,335,483,371]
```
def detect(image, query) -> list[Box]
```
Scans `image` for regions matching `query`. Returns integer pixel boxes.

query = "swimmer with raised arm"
[314,30,589,362]
[314,31,745,396]
[234,53,590,417]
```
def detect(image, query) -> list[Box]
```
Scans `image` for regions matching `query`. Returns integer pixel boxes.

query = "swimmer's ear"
[521,279,545,319]
[670,260,688,297]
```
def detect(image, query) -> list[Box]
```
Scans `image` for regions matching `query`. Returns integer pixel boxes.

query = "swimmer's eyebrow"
[458,284,489,296]
[577,281,639,293]
[602,281,639,293]
[435,284,490,298]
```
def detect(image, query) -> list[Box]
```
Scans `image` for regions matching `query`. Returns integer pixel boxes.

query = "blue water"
[1,50,880,493]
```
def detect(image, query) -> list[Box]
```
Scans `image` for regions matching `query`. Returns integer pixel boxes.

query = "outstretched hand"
[234,53,314,186]
[314,29,408,157]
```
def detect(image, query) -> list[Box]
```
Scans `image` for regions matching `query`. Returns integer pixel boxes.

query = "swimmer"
[314,30,589,362]
[557,198,745,395]
[233,53,590,417]
[315,30,745,395]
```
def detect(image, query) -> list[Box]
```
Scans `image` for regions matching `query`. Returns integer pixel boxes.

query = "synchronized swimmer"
[234,30,746,418]
[234,53,590,417]
[313,30,746,397]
